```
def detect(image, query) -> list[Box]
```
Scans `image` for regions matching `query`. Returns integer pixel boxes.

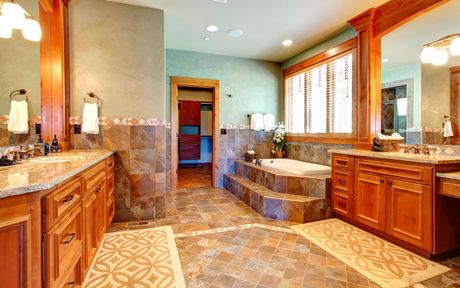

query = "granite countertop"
[436,171,460,181]
[0,150,115,199]
[329,149,460,164]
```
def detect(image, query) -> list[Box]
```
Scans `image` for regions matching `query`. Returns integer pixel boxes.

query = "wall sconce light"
[0,0,41,41]
[420,33,460,66]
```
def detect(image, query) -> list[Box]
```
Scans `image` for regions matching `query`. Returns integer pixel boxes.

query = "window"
[285,51,355,137]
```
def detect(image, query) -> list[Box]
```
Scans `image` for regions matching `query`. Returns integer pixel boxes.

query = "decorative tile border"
[174,223,295,238]
[69,116,168,126]
[0,115,41,125]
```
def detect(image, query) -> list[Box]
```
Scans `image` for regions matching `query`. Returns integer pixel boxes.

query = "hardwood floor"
[178,164,212,189]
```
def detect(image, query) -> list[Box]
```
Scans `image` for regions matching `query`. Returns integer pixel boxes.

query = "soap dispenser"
[50,135,60,153]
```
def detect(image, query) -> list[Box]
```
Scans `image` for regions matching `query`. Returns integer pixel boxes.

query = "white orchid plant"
[273,122,287,152]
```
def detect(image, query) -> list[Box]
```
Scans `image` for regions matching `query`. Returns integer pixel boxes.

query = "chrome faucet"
[254,155,263,166]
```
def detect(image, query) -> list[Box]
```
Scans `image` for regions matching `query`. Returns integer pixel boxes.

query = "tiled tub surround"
[223,160,331,223]
[0,150,114,198]
[219,129,273,186]
[286,142,354,166]
[70,124,167,222]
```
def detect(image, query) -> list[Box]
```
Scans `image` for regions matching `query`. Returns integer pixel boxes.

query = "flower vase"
[275,151,283,158]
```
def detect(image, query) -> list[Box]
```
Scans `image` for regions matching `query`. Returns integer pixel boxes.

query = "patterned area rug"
[291,219,450,288]
[83,226,186,288]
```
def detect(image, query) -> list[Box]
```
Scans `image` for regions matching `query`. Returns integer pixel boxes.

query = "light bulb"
[0,15,13,38]
[421,46,436,64]
[451,37,460,56]
[2,2,26,29]
[432,48,448,66]
[22,19,41,41]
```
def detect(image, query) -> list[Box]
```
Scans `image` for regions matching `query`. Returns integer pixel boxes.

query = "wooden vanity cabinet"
[332,154,436,255]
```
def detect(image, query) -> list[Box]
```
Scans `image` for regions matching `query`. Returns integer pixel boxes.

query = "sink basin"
[29,156,86,164]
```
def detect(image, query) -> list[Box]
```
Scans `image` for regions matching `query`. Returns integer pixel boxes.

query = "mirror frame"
[347,0,450,149]
[39,0,70,148]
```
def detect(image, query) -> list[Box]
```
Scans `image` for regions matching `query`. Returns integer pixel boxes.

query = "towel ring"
[84,92,101,105]
[9,89,28,102]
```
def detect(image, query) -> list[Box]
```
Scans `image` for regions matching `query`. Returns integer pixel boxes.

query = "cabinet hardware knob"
[62,195,74,205]
[388,180,393,185]
[379,179,384,183]
[65,281,75,288]
[62,233,76,244]
[336,160,347,166]
[338,179,346,185]
[96,188,102,194]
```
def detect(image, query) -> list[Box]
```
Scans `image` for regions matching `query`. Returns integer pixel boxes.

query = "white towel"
[82,102,99,134]
[263,113,275,132]
[443,120,454,137]
[250,113,264,131]
[8,100,29,134]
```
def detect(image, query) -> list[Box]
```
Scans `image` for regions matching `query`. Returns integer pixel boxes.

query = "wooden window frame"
[283,38,358,144]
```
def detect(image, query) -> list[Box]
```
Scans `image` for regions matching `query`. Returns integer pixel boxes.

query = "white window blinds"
[286,53,353,134]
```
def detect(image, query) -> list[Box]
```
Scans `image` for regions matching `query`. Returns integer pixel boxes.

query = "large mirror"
[0,0,40,146]
[381,0,460,145]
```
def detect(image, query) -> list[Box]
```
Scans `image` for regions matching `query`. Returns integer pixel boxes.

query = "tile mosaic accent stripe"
[175,223,295,238]
[69,116,168,126]
[0,115,41,125]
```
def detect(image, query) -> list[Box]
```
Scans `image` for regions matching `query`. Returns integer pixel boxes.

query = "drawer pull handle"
[62,233,76,244]
[95,188,102,194]
[338,179,346,185]
[388,180,393,185]
[380,179,385,183]
[337,201,347,209]
[62,195,74,205]
[65,281,75,287]
[336,160,348,166]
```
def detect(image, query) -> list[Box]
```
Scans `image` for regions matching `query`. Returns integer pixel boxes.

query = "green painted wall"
[281,26,357,70]
[166,49,281,124]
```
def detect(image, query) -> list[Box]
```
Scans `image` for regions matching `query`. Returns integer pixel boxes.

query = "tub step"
[223,173,328,223]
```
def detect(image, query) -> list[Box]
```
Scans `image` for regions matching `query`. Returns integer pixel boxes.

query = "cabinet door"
[354,173,386,231]
[386,179,432,250]
[0,215,31,288]
[95,184,106,246]
[189,101,202,126]
[82,193,97,273]
[179,101,191,125]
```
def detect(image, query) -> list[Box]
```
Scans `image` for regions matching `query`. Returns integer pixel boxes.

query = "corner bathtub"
[257,158,331,176]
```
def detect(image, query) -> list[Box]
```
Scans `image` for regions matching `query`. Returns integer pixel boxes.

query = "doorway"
[171,77,220,190]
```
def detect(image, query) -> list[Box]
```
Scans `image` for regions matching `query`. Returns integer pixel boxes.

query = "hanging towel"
[82,102,99,134]
[263,113,275,132]
[250,113,264,130]
[443,120,454,137]
[8,100,29,134]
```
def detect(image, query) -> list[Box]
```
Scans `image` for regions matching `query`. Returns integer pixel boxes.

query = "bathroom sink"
[29,156,86,163]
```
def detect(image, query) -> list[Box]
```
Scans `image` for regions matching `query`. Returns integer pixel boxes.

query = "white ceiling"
[108,0,387,62]
[382,0,460,68]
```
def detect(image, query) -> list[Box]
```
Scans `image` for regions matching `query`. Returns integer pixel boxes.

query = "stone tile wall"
[71,124,167,222]
[286,142,354,166]
[0,115,41,146]
[219,129,273,186]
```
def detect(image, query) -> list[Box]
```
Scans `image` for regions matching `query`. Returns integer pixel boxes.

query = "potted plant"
[273,123,286,158]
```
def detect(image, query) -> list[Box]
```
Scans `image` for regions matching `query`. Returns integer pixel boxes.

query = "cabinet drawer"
[82,162,106,196]
[59,255,82,288]
[356,159,432,185]
[45,205,82,288]
[332,191,353,218]
[439,178,460,199]
[105,156,114,172]
[332,169,354,194]
[332,155,354,171]
[44,177,82,231]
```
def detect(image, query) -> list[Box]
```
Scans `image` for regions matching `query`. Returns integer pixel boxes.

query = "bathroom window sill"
[286,133,356,145]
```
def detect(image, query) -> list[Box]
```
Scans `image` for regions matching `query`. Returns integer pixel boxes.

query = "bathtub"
[257,158,331,176]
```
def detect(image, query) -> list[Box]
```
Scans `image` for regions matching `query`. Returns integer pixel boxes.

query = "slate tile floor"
[178,164,213,189]
[109,188,460,288]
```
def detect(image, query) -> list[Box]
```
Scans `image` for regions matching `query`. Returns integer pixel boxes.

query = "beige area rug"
[83,226,186,288]
[291,219,450,288]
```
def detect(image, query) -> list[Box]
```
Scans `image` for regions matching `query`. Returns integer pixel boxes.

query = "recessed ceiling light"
[282,39,293,46]
[206,25,219,32]
[381,59,389,63]
[212,0,227,3]
[227,29,244,38]
[203,37,210,41]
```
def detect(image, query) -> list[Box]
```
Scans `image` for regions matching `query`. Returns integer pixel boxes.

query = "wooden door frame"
[170,77,220,189]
